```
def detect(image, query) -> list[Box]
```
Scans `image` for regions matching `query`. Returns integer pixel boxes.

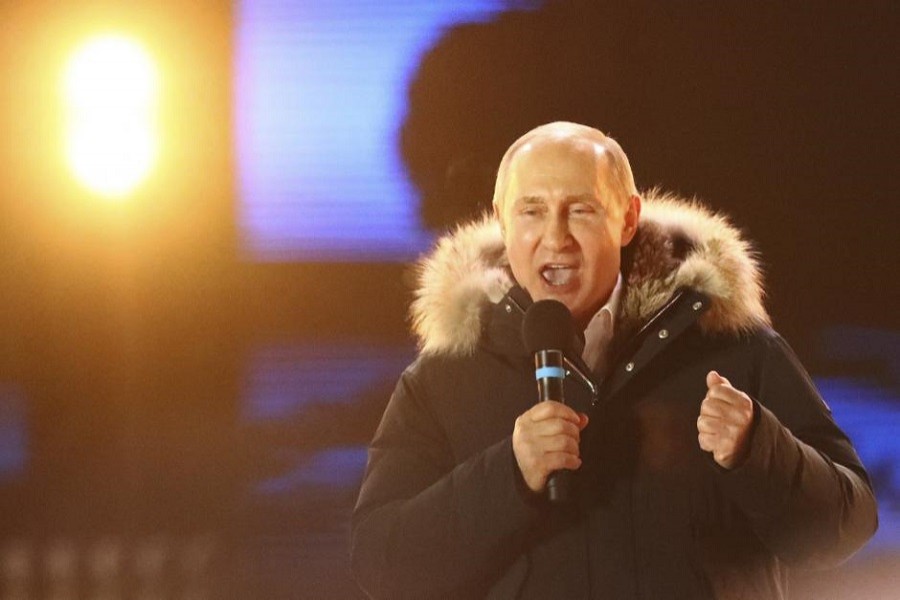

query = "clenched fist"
[513,401,589,493]
[697,371,755,469]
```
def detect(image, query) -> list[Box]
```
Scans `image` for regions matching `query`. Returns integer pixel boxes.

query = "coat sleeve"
[715,332,878,568]
[350,362,544,599]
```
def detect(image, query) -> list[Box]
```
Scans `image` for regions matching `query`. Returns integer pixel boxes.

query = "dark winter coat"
[350,192,877,599]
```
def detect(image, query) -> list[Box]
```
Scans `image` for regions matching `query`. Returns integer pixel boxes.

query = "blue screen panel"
[241,342,414,422]
[817,377,900,554]
[241,341,416,495]
[235,0,512,261]
[0,384,27,482]
[255,445,368,495]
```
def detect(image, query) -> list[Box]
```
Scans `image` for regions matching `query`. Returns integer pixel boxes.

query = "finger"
[542,435,580,456]
[702,391,752,415]
[706,388,738,407]
[705,392,754,428]
[696,414,721,435]
[543,451,583,472]
[578,412,589,430]
[701,401,752,433]
[532,418,581,440]
[527,401,581,424]
[699,396,728,419]
[705,383,749,407]
[698,432,717,453]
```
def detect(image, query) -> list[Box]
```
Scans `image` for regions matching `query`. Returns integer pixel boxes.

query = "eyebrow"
[514,193,598,205]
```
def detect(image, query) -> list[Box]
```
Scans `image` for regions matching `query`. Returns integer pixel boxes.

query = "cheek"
[578,231,621,274]
[505,222,537,251]
[506,239,530,273]
[575,226,613,253]
[504,228,538,280]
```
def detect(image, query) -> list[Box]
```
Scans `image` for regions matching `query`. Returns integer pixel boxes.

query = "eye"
[570,203,594,215]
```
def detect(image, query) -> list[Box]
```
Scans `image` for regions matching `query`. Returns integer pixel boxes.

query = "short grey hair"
[492,121,638,216]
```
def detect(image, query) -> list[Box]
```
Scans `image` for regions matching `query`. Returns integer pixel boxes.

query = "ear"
[620,194,641,247]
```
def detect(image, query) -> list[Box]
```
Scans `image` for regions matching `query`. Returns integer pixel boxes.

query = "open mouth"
[540,264,577,287]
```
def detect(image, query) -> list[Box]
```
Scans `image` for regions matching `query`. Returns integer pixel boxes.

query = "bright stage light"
[62,35,159,199]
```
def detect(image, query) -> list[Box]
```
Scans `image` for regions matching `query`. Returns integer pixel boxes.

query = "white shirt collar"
[581,273,623,373]
[593,272,622,327]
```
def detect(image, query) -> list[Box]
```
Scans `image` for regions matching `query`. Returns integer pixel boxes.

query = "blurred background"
[0,0,897,598]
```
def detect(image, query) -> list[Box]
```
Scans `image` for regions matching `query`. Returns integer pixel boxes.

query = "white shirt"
[582,273,623,376]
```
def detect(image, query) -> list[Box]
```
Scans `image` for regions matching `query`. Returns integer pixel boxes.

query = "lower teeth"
[543,269,573,286]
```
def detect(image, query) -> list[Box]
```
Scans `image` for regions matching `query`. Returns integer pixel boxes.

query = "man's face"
[497,138,639,328]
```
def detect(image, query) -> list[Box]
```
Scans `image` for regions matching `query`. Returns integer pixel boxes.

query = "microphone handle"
[534,350,569,503]
[546,470,570,503]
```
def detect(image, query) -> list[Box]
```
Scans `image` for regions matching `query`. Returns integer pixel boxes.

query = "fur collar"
[411,190,770,356]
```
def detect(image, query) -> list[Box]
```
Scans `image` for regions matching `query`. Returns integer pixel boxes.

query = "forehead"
[506,137,609,197]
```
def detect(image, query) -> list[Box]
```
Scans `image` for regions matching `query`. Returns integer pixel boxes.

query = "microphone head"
[522,299,576,353]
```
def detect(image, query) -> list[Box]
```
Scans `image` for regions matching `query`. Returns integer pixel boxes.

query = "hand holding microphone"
[514,300,588,502]
[512,401,588,498]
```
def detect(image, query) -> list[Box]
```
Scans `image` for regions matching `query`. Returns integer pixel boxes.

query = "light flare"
[62,35,159,199]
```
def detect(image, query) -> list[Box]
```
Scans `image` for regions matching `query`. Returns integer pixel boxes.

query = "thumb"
[707,370,729,388]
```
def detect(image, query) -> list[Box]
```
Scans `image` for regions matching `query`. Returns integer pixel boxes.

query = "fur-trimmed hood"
[411,190,770,356]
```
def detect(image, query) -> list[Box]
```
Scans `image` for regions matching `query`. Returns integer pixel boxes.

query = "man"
[351,122,877,599]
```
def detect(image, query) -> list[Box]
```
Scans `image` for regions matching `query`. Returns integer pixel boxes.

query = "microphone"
[522,299,576,503]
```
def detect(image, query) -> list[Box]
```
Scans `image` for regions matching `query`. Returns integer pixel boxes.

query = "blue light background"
[821,378,900,554]
[0,384,26,482]
[235,0,514,261]
[241,342,414,423]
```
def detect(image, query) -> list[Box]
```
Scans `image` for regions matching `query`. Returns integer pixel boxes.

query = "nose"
[542,213,573,252]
